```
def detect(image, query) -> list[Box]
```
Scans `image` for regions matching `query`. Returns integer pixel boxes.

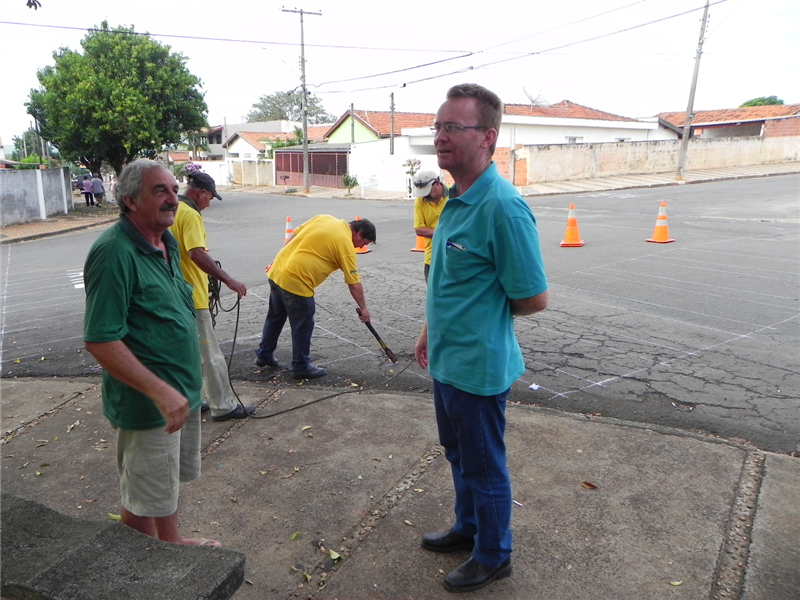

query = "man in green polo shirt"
[84,159,219,548]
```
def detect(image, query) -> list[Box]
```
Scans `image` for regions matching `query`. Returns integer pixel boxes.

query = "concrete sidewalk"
[1,377,797,599]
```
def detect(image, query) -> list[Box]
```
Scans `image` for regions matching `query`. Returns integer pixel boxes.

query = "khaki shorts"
[116,409,201,517]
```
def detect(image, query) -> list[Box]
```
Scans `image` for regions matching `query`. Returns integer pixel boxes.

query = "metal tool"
[357,308,398,363]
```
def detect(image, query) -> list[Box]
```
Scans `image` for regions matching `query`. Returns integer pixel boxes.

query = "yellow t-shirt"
[413,195,448,265]
[169,200,209,309]
[269,215,360,297]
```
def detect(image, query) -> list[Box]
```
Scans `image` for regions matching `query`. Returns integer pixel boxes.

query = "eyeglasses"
[430,123,490,134]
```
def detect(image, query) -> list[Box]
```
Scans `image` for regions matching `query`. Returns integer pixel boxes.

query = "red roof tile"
[306,125,330,142]
[351,111,436,136]
[658,104,800,127]
[503,100,636,122]
[233,128,330,148]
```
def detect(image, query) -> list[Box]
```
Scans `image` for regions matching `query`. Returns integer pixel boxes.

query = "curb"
[0,218,117,246]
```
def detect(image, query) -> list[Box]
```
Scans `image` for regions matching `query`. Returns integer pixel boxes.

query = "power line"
[0,20,472,54]
[308,0,650,91]
[483,0,648,52]
[314,0,728,96]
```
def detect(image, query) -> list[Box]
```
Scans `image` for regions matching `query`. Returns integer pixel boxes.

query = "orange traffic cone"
[283,216,294,245]
[410,236,426,252]
[355,216,371,254]
[646,201,675,243]
[560,203,585,247]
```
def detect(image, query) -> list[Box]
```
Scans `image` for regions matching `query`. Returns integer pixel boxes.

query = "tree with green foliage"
[246,90,336,124]
[9,128,61,165]
[265,126,304,158]
[740,96,784,107]
[16,154,44,170]
[26,21,208,176]
[11,128,45,160]
[342,173,359,194]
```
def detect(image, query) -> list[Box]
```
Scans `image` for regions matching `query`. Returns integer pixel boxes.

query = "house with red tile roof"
[167,151,192,163]
[324,111,438,143]
[196,121,332,160]
[658,104,800,139]
[286,101,678,191]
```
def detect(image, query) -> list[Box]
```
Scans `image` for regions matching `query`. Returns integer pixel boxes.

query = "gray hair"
[116,159,172,215]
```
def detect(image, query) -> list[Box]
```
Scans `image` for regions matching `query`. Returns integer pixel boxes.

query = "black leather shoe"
[292,366,327,379]
[421,528,474,553]
[212,404,255,421]
[200,402,210,413]
[443,557,512,593]
[254,356,279,368]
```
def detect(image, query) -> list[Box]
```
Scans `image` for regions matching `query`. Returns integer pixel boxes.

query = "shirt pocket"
[443,246,485,283]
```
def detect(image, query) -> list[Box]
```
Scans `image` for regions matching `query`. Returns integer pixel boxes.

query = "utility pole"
[282,6,321,194]
[389,93,395,156]
[675,0,710,181]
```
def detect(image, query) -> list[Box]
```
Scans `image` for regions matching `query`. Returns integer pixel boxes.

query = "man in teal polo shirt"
[84,159,219,548]
[415,84,548,593]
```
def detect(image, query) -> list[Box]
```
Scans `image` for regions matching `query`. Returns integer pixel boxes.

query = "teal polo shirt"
[84,216,202,430]
[427,162,548,396]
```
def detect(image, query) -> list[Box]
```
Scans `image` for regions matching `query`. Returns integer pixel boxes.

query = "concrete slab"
[177,387,441,599]
[742,453,800,600]
[1,493,246,600]
[3,378,796,600]
[1,377,100,437]
[316,407,746,600]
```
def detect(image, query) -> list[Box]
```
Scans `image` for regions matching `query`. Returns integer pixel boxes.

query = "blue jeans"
[256,280,316,372]
[433,379,512,567]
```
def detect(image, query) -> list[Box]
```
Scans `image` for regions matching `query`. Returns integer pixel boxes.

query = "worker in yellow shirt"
[255,215,376,379]
[412,170,448,282]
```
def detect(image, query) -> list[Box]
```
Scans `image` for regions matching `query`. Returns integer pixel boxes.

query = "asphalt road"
[1,175,798,453]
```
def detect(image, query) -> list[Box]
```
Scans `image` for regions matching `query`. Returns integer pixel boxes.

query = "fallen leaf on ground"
[581,481,597,489]
[329,549,341,560]
[108,513,121,521]
[669,581,683,586]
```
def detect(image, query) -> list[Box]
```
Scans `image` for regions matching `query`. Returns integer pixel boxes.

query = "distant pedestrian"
[109,176,118,203]
[82,175,94,206]
[91,173,106,206]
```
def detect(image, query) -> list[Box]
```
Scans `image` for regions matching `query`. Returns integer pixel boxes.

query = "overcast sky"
[1,0,797,146]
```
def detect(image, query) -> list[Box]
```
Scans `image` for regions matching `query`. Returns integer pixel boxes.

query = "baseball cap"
[187,171,222,200]
[412,170,440,198]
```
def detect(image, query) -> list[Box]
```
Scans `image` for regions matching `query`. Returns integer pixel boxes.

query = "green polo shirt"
[84,216,202,430]
[427,162,548,396]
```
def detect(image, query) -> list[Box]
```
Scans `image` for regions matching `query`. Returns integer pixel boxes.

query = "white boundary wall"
[519,136,800,184]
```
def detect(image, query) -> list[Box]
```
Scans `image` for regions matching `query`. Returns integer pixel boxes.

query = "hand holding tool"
[357,308,398,363]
